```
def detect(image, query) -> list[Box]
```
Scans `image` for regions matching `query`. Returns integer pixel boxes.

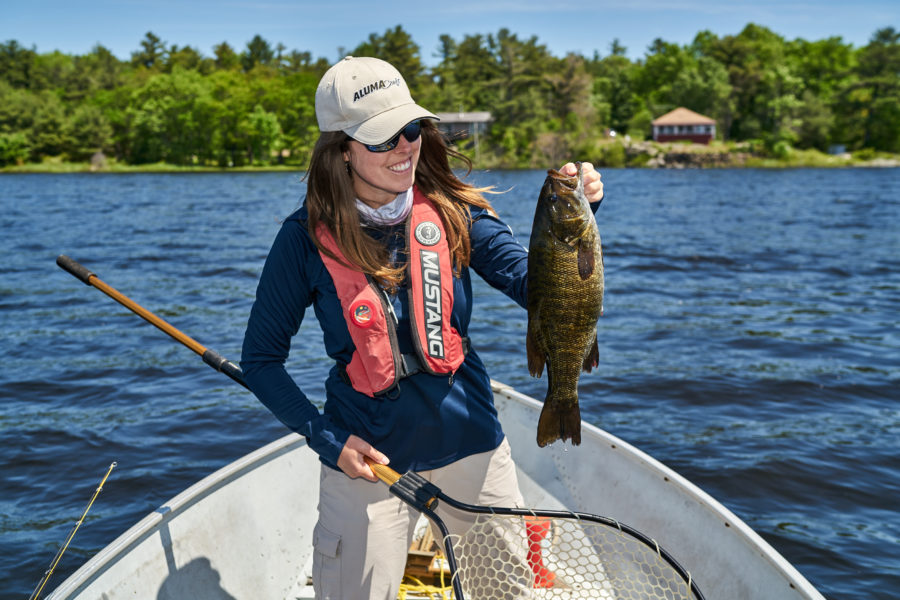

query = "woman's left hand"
[560,161,604,204]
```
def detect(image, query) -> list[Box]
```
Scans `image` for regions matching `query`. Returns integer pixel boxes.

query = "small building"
[651,108,716,144]
[435,111,492,159]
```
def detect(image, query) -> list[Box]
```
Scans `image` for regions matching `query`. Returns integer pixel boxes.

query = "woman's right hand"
[337,434,390,482]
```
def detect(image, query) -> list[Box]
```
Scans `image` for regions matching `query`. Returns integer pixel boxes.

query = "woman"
[240,56,604,599]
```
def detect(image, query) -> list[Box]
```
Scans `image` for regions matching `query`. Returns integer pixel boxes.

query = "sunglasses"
[355,120,422,153]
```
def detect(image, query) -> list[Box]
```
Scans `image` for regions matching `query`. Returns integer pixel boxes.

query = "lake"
[1,168,898,599]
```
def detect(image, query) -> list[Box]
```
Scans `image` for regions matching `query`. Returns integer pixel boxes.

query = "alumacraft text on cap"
[352,78,402,102]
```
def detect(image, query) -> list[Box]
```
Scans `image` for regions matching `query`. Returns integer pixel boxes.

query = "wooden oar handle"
[364,457,401,485]
[56,254,248,389]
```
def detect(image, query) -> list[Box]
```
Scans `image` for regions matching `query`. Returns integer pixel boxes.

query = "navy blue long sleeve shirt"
[240,202,532,473]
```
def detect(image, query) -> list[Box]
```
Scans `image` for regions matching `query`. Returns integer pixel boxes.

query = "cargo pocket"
[312,522,342,600]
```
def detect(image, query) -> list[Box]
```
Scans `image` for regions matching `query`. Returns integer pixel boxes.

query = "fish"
[526,162,604,447]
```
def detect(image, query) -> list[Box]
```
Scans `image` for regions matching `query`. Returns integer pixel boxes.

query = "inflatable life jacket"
[316,188,468,397]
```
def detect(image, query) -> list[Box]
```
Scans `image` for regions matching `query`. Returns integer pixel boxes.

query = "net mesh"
[448,514,694,600]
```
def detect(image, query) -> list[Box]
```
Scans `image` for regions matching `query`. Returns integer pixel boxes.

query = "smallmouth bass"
[526,163,604,447]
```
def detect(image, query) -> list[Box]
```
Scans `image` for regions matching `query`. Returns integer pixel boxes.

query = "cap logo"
[353,78,402,102]
[414,221,441,246]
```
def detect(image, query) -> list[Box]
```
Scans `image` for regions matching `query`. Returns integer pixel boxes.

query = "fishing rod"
[29,462,117,600]
[56,255,247,390]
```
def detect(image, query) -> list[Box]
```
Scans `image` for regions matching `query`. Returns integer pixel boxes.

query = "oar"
[56,255,247,390]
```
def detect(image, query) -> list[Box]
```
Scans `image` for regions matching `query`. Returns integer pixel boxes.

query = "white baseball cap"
[315,56,438,145]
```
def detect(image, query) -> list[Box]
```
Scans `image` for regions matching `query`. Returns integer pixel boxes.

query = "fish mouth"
[545,168,579,191]
[545,165,587,219]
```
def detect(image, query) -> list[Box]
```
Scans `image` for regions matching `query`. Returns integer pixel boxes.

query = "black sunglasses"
[355,120,422,153]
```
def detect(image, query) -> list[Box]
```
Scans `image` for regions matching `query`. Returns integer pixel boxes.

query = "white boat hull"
[48,381,824,600]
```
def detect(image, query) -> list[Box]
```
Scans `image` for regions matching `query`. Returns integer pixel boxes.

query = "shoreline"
[2,142,899,174]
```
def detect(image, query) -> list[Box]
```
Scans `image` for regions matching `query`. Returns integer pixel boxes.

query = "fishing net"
[448,514,695,600]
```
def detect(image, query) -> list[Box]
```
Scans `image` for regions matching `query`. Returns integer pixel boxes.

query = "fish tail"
[536,398,582,447]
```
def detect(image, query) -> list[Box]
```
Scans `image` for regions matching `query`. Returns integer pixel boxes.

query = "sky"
[4,0,898,66]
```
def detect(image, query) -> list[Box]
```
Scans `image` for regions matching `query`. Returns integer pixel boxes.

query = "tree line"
[1,24,898,168]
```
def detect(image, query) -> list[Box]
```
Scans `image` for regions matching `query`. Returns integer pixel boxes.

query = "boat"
[46,380,825,600]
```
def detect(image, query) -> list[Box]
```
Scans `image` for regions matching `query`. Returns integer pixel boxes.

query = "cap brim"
[344,102,439,145]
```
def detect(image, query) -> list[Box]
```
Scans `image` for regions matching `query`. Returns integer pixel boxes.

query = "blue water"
[1,169,898,599]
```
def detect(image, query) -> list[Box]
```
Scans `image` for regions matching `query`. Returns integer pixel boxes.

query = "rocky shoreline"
[605,140,900,169]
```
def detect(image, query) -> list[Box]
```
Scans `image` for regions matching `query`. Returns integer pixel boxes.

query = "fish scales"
[526,163,604,447]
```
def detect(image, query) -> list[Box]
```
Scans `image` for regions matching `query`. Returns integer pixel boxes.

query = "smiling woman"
[237,54,605,599]
[344,120,423,207]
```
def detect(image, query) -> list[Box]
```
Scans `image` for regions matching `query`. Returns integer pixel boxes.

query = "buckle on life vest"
[336,337,472,396]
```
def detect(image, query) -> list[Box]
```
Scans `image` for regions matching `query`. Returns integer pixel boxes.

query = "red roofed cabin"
[652,108,716,144]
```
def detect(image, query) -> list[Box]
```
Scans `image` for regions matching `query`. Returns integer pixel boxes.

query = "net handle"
[365,457,401,486]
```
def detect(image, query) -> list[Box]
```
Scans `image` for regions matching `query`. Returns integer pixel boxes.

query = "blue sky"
[4,0,897,65]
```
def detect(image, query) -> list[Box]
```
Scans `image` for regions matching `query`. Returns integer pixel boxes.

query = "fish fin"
[582,330,599,373]
[577,241,595,280]
[563,402,582,446]
[536,400,560,447]
[537,400,582,447]
[526,322,545,377]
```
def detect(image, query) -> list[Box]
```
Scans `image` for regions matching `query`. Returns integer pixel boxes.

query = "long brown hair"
[306,120,495,289]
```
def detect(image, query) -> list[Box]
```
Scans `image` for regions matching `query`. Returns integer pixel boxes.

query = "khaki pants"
[312,437,524,600]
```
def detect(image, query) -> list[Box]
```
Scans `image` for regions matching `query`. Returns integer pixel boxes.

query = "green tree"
[486,29,561,164]
[794,89,834,149]
[0,40,38,88]
[68,45,123,94]
[0,131,28,165]
[282,50,312,73]
[668,57,734,137]
[787,36,855,100]
[704,24,792,140]
[131,32,166,69]
[32,50,75,91]
[125,67,219,164]
[636,38,692,105]
[243,104,282,164]
[241,35,275,72]
[351,26,427,95]
[434,33,502,112]
[213,42,241,71]
[588,41,640,134]
[0,80,38,132]
[67,103,114,159]
[165,45,211,73]
[541,53,597,158]
[856,27,900,150]
[29,92,70,158]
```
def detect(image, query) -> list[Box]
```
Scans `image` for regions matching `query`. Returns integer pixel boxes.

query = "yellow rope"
[398,574,454,599]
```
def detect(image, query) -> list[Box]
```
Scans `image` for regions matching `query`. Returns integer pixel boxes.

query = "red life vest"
[316,188,467,397]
